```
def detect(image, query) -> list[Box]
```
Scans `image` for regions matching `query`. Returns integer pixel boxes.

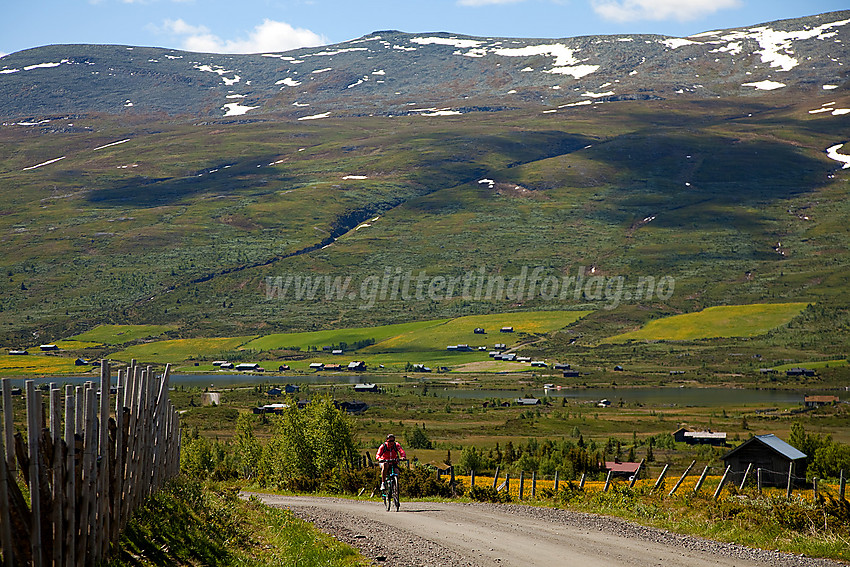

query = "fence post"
[579,473,586,490]
[813,477,819,501]
[505,473,510,494]
[714,465,732,500]
[694,466,710,494]
[64,385,76,567]
[0,379,13,567]
[554,470,559,492]
[630,458,644,489]
[653,464,669,491]
[840,470,846,501]
[50,386,63,567]
[786,462,794,499]
[532,472,537,498]
[470,469,475,490]
[519,471,524,500]
[739,463,753,491]
[757,468,762,495]
[603,470,613,492]
[669,460,696,497]
[26,381,43,567]
[492,466,499,490]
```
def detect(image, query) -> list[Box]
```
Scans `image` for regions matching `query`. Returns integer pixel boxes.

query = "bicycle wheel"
[392,476,400,511]
[385,479,392,511]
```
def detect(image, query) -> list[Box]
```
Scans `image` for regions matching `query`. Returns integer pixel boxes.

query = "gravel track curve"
[244,493,845,567]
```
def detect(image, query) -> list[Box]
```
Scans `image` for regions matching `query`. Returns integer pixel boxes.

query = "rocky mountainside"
[0,11,848,120]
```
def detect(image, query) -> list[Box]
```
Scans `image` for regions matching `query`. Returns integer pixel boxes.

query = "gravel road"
[244,493,844,567]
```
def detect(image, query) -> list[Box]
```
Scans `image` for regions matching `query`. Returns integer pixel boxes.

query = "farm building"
[500,327,514,333]
[563,370,580,378]
[516,398,541,405]
[284,385,299,393]
[252,403,289,415]
[324,364,342,371]
[786,368,815,377]
[614,365,624,371]
[308,362,325,370]
[531,361,548,367]
[474,328,485,334]
[278,364,290,371]
[267,387,282,396]
[347,361,366,371]
[235,363,260,371]
[494,343,507,350]
[412,364,431,372]
[804,395,839,407]
[553,363,570,370]
[605,460,643,479]
[219,362,234,369]
[354,383,378,393]
[8,350,28,356]
[39,344,58,351]
[336,400,368,413]
[332,349,343,355]
[672,427,727,446]
[721,434,807,487]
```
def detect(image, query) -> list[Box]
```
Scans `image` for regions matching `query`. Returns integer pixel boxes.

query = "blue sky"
[2,0,847,57]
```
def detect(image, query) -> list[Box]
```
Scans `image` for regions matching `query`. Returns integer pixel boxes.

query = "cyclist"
[377,433,406,491]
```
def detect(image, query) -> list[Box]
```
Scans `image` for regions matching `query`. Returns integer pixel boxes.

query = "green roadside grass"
[107,478,366,567]
[603,303,809,343]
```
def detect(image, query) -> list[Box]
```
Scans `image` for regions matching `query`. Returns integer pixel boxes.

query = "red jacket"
[376,441,406,462]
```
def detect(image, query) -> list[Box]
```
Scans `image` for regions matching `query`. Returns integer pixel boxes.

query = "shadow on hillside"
[85,156,291,207]
[582,131,829,229]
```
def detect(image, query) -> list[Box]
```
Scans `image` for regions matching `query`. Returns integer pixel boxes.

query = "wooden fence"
[454,462,847,502]
[0,360,181,566]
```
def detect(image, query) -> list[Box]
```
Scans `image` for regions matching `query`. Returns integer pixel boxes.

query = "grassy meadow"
[603,303,810,343]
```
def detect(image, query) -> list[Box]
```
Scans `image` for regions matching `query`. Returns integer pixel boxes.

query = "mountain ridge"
[1,10,848,120]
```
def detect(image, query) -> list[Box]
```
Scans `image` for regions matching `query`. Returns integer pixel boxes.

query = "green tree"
[405,424,432,449]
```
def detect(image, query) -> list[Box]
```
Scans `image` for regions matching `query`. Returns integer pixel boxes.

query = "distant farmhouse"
[672,427,727,446]
[605,460,643,479]
[722,434,806,487]
[804,395,839,407]
[786,367,816,377]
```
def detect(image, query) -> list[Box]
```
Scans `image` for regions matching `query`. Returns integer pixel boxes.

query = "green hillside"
[603,302,809,343]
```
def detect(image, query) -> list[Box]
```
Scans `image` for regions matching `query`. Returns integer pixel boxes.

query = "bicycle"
[380,458,406,511]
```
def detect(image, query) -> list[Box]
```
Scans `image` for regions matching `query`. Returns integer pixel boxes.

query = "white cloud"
[458,0,526,5]
[592,0,740,23]
[163,18,326,54]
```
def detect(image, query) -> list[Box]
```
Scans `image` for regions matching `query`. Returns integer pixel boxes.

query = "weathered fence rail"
[0,360,181,566]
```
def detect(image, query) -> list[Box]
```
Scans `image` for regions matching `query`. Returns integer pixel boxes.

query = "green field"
[603,303,809,343]
[68,324,176,345]
[772,359,848,371]
[362,311,592,353]
[241,320,448,352]
[112,336,256,364]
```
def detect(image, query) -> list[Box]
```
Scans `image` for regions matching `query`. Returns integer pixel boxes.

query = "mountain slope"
[0,11,848,119]
[0,11,847,360]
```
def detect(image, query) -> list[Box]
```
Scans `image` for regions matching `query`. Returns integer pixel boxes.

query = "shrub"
[468,486,511,503]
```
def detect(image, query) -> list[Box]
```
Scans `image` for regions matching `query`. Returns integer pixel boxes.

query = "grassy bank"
[107,477,366,567]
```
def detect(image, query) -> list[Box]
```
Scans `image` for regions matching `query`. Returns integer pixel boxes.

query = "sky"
[2,0,848,58]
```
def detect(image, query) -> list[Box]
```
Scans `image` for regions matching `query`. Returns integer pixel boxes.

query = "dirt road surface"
[246,493,842,567]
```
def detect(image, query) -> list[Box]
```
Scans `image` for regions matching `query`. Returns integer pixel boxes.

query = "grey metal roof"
[755,434,807,460]
[724,434,806,461]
